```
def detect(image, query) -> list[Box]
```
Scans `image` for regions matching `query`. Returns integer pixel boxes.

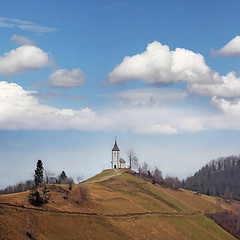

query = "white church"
[111,140,126,169]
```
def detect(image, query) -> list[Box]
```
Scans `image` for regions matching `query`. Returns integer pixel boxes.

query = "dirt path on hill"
[86,169,121,183]
[0,202,199,218]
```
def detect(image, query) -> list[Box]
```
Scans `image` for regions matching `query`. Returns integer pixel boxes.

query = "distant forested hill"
[183,155,240,200]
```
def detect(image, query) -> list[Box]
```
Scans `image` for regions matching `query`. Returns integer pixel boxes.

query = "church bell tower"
[112,139,120,169]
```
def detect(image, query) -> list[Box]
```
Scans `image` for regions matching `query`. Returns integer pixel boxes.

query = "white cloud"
[108,41,217,84]
[4,79,240,134]
[0,81,109,130]
[0,81,206,133]
[0,45,49,77]
[212,36,240,57]
[0,17,58,33]
[211,97,240,116]
[188,72,240,98]
[108,41,240,106]
[48,68,86,88]
[11,34,36,46]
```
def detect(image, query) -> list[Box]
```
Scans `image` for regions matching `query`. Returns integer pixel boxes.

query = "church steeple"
[112,139,120,151]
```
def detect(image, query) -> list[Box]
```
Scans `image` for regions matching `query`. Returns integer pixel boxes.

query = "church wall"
[112,151,119,169]
[120,161,126,169]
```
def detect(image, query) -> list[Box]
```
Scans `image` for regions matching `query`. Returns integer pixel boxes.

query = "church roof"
[112,140,120,151]
[120,158,126,163]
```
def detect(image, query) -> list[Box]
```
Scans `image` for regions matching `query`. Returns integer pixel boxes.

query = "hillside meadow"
[0,169,239,239]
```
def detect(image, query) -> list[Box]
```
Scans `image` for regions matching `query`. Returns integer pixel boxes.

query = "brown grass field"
[0,169,239,239]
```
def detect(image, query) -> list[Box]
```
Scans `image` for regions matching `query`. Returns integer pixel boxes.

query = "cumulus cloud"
[211,97,240,116]
[212,36,240,57]
[48,68,86,88]
[0,81,108,130]
[11,34,36,46]
[0,17,58,33]
[108,41,240,117]
[0,45,49,77]
[108,41,217,84]
[188,72,240,98]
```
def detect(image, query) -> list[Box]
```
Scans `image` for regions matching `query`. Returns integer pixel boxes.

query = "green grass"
[160,215,236,240]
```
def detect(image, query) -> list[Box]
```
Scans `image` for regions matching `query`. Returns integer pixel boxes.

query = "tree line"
[182,155,240,200]
[126,149,181,190]
[207,210,240,239]
[0,160,77,195]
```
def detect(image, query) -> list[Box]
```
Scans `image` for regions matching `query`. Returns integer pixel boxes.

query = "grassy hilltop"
[0,169,239,240]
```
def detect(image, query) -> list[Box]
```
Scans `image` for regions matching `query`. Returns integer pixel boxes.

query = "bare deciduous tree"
[165,176,181,190]
[152,167,163,184]
[223,187,232,203]
[126,149,139,170]
[77,175,83,184]
[140,162,149,178]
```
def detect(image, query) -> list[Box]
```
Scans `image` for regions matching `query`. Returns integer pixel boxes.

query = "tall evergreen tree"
[34,160,44,188]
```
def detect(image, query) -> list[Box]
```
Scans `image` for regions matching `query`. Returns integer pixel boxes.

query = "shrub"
[164,176,181,190]
[28,186,50,206]
[71,185,89,204]
[68,177,74,190]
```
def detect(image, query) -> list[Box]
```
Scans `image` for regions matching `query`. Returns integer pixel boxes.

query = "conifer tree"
[34,160,44,188]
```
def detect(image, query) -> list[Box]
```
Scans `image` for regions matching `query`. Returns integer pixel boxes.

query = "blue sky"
[1,0,240,188]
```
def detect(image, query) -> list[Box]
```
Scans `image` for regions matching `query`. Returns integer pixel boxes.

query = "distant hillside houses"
[111,140,126,169]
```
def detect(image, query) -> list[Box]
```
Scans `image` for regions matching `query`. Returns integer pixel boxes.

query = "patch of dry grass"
[0,170,239,239]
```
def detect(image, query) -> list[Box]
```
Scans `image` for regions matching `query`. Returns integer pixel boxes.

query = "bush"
[68,177,74,190]
[164,176,181,190]
[28,186,50,206]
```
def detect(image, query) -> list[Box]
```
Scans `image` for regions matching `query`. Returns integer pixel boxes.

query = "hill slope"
[0,169,239,240]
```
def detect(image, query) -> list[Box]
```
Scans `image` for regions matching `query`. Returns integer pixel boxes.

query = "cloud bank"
[0,81,205,134]
[0,81,108,130]
[2,80,240,134]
